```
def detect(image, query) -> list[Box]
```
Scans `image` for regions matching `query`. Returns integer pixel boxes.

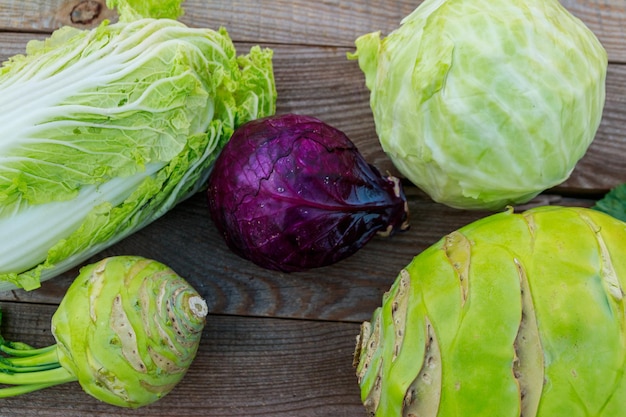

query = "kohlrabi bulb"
[52,256,208,408]
[355,206,626,416]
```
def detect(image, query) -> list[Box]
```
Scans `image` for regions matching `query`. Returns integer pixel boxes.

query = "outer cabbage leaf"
[350,0,607,210]
[0,18,276,290]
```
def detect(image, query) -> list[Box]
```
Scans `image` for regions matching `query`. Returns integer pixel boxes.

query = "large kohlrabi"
[0,256,208,408]
[0,0,276,291]
[354,206,626,416]
[349,0,607,210]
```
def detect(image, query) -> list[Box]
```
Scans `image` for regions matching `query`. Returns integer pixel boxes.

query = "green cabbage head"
[349,0,607,210]
[355,206,626,416]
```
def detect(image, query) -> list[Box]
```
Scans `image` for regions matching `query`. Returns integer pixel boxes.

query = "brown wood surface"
[0,0,624,416]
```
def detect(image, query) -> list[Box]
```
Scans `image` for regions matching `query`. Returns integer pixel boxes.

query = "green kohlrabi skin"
[354,206,626,416]
[0,255,207,408]
[51,256,208,408]
[350,0,607,210]
[0,1,276,290]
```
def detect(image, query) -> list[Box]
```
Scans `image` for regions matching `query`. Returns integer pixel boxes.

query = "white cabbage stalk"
[0,3,276,290]
[350,0,607,210]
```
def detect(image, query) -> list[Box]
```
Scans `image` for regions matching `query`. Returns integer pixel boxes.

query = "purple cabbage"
[206,114,409,272]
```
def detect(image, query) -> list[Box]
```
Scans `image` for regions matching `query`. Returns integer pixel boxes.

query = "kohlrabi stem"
[0,338,77,398]
[0,381,67,397]
[0,347,61,371]
[0,364,75,385]
[0,342,56,358]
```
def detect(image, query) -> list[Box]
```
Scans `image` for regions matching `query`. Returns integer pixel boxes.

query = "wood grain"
[1,0,625,61]
[0,0,116,31]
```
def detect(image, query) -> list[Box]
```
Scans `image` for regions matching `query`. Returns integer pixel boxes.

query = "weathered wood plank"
[0,0,624,61]
[0,0,116,31]
[179,0,418,47]
[0,31,39,59]
[0,301,366,417]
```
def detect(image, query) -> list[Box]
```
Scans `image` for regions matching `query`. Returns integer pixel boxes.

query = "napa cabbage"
[0,0,276,290]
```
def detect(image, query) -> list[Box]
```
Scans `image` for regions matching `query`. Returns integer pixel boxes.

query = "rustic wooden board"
[1,0,625,62]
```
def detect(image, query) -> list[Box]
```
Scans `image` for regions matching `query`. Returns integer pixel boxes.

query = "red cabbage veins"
[207,114,409,272]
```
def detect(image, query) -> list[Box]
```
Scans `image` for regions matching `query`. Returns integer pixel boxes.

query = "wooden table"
[0,1,624,416]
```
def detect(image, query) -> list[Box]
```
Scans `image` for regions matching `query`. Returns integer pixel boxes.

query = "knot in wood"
[70,0,103,24]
